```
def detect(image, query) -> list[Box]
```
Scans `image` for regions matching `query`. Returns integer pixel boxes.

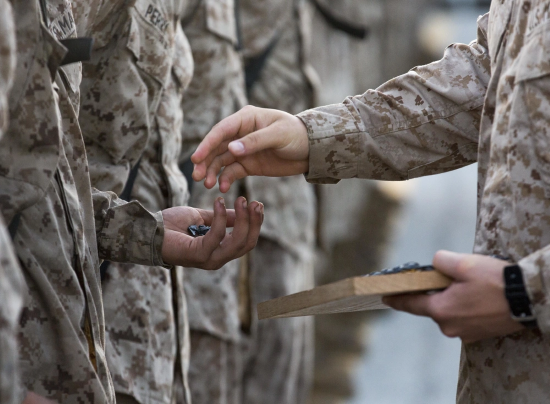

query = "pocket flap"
[205,0,237,44]
[516,22,550,82]
[126,9,172,86]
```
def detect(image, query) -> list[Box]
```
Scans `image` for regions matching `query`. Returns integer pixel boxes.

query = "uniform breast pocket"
[127,6,173,112]
[0,25,65,219]
[512,21,550,195]
[204,0,237,45]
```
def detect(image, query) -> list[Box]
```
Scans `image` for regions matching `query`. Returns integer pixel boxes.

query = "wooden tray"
[257,271,452,320]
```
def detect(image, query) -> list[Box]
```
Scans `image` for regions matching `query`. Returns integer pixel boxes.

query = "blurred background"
[306,0,490,403]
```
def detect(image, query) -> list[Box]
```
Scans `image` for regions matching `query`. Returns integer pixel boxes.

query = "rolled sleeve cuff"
[297,102,367,184]
[97,200,168,268]
[519,248,550,333]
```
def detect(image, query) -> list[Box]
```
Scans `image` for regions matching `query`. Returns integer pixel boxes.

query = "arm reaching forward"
[192,14,491,192]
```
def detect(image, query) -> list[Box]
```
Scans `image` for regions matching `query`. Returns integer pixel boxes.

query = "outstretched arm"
[192,14,491,192]
[93,189,263,271]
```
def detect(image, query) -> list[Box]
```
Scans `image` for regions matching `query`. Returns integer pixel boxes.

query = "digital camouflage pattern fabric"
[181,1,246,402]
[181,0,245,158]
[298,2,550,402]
[79,1,194,403]
[239,1,317,403]
[0,214,25,404]
[0,2,26,403]
[0,1,166,403]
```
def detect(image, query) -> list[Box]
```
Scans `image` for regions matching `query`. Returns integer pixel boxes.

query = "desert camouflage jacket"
[181,0,246,342]
[78,0,194,402]
[238,3,317,402]
[181,0,246,156]
[0,1,165,403]
[299,2,550,402]
[240,0,318,261]
[0,215,25,404]
[0,2,26,404]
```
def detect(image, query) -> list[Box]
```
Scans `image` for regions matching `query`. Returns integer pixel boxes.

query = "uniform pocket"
[204,0,237,45]
[512,20,550,196]
[515,21,550,83]
[0,24,64,219]
[127,5,173,88]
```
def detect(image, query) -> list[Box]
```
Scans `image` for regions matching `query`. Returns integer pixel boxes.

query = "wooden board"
[257,271,452,320]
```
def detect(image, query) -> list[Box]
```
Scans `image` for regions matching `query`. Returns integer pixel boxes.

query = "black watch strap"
[504,264,538,329]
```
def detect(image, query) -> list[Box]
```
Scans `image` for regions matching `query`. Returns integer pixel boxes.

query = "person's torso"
[476,0,550,262]
[1,1,116,402]
[461,2,550,403]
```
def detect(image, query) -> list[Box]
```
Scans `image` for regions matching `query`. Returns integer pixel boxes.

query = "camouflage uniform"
[78,1,194,403]
[1,1,166,402]
[0,215,25,404]
[298,3,550,402]
[180,1,247,402]
[238,1,318,403]
[0,2,26,403]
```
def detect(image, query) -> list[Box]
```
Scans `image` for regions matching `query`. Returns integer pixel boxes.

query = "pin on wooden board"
[257,270,452,320]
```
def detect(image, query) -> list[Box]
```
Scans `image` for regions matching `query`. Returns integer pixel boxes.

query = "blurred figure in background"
[78,2,195,403]
[0,1,26,403]
[238,1,318,403]
[181,1,320,403]
[306,1,415,403]
[180,1,248,402]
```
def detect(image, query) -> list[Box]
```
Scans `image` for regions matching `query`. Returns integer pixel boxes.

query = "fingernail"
[242,198,247,208]
[218,197,225,206]
[260,203,264,223]
[229,141,245,155]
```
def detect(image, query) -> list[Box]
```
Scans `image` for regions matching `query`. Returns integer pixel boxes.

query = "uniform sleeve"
[298,13,491,184]
[92,189,167,267]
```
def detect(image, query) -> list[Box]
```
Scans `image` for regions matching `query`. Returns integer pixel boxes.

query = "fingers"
[204,150,239,189]
[191,110,247,165]
[217,163,250,193]
[209,200,263,264]
[196,207,236,227]
[193,140,233,182]
[225,197,251,251]
[383,293,434,317]
[243,201,263,252]
[198,198,228,257]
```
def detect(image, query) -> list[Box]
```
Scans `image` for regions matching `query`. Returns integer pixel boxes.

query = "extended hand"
[191,106,310,193]
[161,197,263,270]
[383,251,525,343]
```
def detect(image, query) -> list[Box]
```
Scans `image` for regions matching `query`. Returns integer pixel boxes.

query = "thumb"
[228,125,285,157]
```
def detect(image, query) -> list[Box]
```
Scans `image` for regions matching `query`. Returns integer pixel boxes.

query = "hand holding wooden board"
[257,269,452,320]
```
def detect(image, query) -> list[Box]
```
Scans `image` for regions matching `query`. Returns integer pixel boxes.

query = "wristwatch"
[503,264,538,329]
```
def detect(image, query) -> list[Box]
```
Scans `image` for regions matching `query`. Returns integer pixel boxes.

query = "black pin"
[188,225,211,237]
